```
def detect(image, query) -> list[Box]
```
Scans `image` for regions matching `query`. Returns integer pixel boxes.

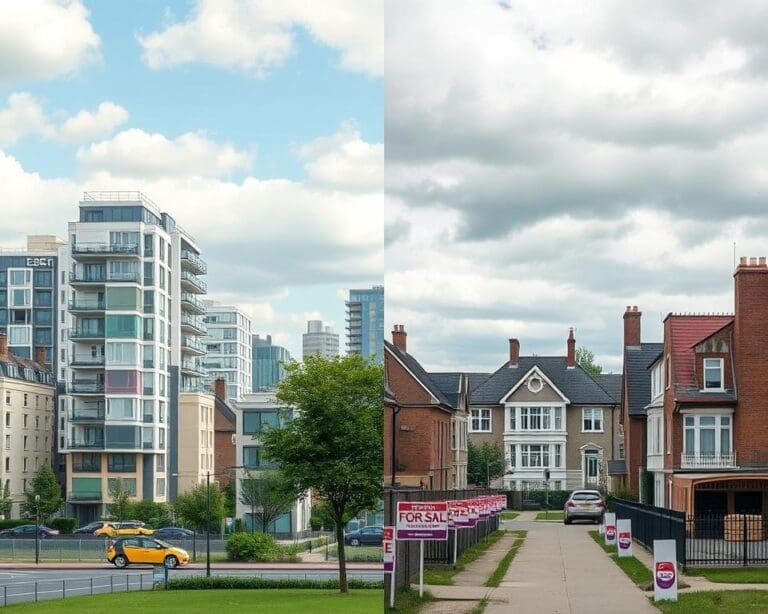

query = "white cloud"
[58,102,129,144]
[77,129,254,178]
[138,0,382,77]
[0,0,100,83]
[0,93,53,146]
[299,122,383,191]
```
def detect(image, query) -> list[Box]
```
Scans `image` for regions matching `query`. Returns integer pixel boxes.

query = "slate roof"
[0,354,53,386]
[467,372,491,392]
[624,343,664,417]
[469,356,617,405]
[428,372,462,408]
[673,385,737,405]
[384,340,452,407]
[214,396,237,427]
[593,373,623,403]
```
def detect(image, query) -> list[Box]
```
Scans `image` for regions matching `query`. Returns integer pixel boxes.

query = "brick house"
[639,257,768,516]
[467,330,622,491]
[212,378,236,487]
[384,325,467,490]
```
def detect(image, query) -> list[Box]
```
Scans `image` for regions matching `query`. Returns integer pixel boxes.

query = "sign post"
[617,519,632,558]
[604,512,617,546]
[396,501,449,598]
[653,540,678,602]
[383,527,395,609]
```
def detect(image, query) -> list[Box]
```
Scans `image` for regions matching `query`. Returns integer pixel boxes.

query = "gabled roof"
[666,315,734,387]
[469,356,616,405]
[467,373,491,392]
[428,372,463,408]
[214,396,237,427]
[384,340,453,407]
[624,342,664,417]
[593,373,622,403]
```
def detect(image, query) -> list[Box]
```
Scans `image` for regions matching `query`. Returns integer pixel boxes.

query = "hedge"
[49,517,77,534]
[0,519,30,530]
[166,576,383,591]
[520,490,571,509]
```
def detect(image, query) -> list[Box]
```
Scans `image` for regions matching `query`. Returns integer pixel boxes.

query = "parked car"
[107,536,189,569]
[153,527,194,540]
[564,490,605,524]
[0,524,59,538]
[344,525,384,546]
[94,522,154,538]
[74,521,108,535]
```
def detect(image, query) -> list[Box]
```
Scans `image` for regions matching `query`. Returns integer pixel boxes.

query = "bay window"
[518,443,562,468]
[513,406,563,431]
[683,414,731,457]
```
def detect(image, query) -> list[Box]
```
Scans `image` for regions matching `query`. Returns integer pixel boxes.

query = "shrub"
[225,532,279,562]
[521,490,571,509]
[166,576,383,591]
[49,517,76,534]
[0,519,29,530]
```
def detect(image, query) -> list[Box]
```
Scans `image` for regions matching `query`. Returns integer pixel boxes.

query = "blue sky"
[0,0,384,359]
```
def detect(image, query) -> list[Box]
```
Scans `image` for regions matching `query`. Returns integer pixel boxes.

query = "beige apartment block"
[176,391,215,495]
[0,337,55,518]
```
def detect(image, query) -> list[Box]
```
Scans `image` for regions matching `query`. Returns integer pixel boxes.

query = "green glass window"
[71,477,102,500]
[105,315,141,338]
[107,477,137,496]
[106,287,141,311]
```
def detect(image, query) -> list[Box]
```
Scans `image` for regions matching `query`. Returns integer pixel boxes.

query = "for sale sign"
[383,526,395,572]
[653,540,678,602]
[604,512,617,546]
[453,500,471,528]
[617,518,632,558]
[478,497,490,519]
[467,500,479,527]
[396,501,449,540]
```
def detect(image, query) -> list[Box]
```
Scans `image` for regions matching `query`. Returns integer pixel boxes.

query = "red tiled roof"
[668,315,733,386]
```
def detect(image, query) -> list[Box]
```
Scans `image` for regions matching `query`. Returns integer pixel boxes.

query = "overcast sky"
[0,0,383,359]
[385,0,768,373]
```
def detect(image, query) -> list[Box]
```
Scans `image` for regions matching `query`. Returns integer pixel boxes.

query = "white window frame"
[510,405,564,432]
[651,361,665,399]
[582,408,604,433]
[683,414,732,457]
[469,408,491,433]
[8,325,31,346]
[702,358,725,391]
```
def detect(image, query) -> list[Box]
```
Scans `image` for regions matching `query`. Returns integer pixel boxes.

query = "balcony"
[67,381,105,395]
[181,361,206,377]
[180,250,207,275]
[680,452,737,469]
[181,337,206,356]
[69,272,140,285]
[68,491,103,501]
[67,440,105,450]
[72,243,139,259]
[180,314,207,335]
[69,300,106,313]
[181,293,205,315]
[69,327,105,341]
[180,271,207,294]
[70,355,105,368]
[70,406,105,421]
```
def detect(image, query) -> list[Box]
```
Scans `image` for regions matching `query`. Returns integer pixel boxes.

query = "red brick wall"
[693,351,733,390]
[214,407,236,486]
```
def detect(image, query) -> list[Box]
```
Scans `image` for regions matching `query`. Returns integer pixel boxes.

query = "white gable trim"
[499,365,571,404]
[385,345,439,404]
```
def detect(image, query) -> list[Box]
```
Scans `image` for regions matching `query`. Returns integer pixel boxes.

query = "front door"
[584,450,600,487]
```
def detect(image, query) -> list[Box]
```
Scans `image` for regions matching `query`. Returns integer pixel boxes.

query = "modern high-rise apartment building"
[61,191,212,522]
[302,320,339,360]
[346,285,384,364]
[252,334,292,391]
[202,300,252,401]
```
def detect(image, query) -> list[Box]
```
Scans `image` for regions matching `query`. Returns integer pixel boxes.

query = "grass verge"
[653,590,768,613]
[1,589,383,612]
[588,530,652,586]
[535,511,564,521]
[326,546,382,562]
[500,512,519,521]
[485,530,527,587]
[467,597,489,613]
[685,567,768,584]
[393,587,434,613]
[422,530,505,586]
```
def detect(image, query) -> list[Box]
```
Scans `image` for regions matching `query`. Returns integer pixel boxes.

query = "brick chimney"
[214,378,227,401]
[509,338,520,367]
[566,328,576,368]
[0,333,7,362]
[623,305,641,347]
[733,256,768,465]
[392,324,407,352]
[35,347,46,367]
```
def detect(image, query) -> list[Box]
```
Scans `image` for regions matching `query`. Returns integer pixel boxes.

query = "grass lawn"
[535,511,564,521]
[653,590,768,613]
[485,530,527,587]
[587,530,652,586]
[393,588,434,613]
[500,511,519,521]
[685,567,768,583]
[3,589,383,612]
[326,546,382,561]
[423,530,505,586]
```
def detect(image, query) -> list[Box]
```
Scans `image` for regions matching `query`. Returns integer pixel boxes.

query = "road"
[0,566,383,607]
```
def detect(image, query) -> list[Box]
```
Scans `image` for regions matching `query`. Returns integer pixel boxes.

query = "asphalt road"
[0,567,383,607]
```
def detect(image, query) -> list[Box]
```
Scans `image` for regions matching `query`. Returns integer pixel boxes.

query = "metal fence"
[613,499,686,567]
[685,514,768,567]
[0,573,154,608]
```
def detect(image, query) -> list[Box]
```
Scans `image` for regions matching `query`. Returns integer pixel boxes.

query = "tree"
[108,478,132,524]
[238,470,297,534]
[576,347,603,376]
[24,464,62,521]
[125,500,173,529]
[467,440,505,487]
[222,474,237,519]
[0,482,11,520]
[174,481,226,533]
[261,354,382,593]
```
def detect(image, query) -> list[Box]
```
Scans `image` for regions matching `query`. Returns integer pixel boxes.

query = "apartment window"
[156,478,166,497]
[243,446,276,469]
[156,455,165,472]
[242,411,282,435]
[3,413,7,428]
[651,361,665,399]
[106,342,139,366]
[107,398,136,420]
[4,392,9,405]
[517,406,563,431]
[508,444,515,468]
[9,269,32,286]
[23,414,28,427]
[582,408,603,432]
[470,409,491,432]
[703,358,724,390]
[4,458,8,472]
[23,436,28,450]
[108,477,137,496]
[108,454,136,472]
[4,435,9,450]
[684,415,731,457]
[23,457,28,472]
[520,444,550,468]
[647,414,663,456]
[144,234,153,257]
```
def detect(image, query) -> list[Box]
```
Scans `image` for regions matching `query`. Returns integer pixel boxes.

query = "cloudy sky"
[0,0,383,359]
[385,0,768,373]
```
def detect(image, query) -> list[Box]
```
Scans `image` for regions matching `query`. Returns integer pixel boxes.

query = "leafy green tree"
[24,464,62,521]
[576,347,603,376]
[261,354,382,593]
[222,474,237,518]
[467,440,505,487]
[238,470,297,534]
[125,500,173,528]
[174,481,225,533]
[0,482,12,519]
[108,478,132,524]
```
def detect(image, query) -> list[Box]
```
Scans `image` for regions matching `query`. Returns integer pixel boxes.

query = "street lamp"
[34,494,40,565]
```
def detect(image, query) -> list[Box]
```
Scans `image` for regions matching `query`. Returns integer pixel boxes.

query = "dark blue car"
[344,526,383,546]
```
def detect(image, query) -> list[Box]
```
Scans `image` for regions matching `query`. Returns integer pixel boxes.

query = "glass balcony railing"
[180,314,207,334]
[70,355,105,366]
[69,300,106,311]
[72,243,139,256]
[182,337,206,353]
[70,272,140,284]
[180,271,207,293]
[67,381,105,394]
[180,250,207,274]
[70,407,105,421]
[181,293,205,313]
[68,491,103,500]
[67,440,105,450]
[70,328,105,340]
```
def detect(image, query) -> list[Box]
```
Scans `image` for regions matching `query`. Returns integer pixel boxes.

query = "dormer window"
[703,358,724,390]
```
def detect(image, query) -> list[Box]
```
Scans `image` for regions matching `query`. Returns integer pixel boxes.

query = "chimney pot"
[740,257,748,266]
[751,257,758,266]
[509,338,520,366]
[760,257,767,266]
[566,328,576,367]
[392,325,407,351]
[623,305,642,347]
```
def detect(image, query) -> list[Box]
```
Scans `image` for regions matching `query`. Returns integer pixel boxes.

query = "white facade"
[201,300,252,401]
[302,320,339,360]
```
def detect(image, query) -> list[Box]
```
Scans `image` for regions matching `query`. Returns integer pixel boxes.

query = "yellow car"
[94,522,154,538]
[107,536,189,568]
